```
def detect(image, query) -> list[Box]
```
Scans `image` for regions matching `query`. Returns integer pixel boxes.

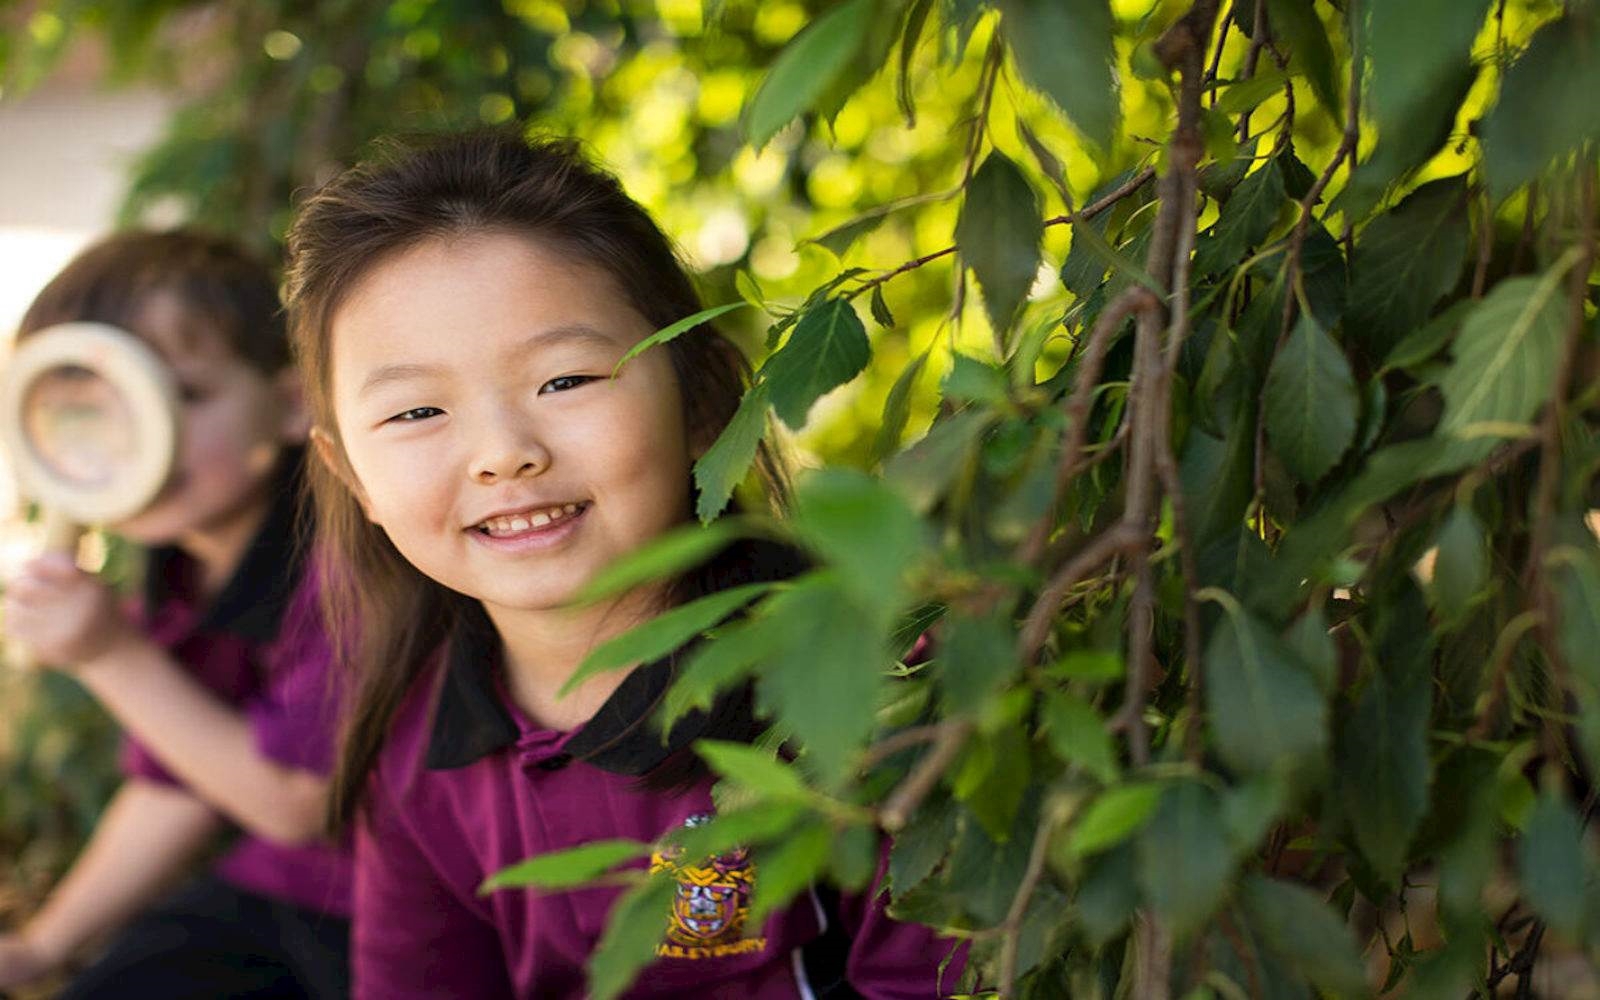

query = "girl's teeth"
[481,503,584,535]
[510,517,529,531]
[530,512,551,527]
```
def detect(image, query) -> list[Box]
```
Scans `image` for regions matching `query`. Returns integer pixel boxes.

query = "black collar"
[424,538,808,775]
[423,604,739,776]
[141,447,309,644]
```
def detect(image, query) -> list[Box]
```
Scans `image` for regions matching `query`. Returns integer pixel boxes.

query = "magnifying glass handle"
[7,508,81,672]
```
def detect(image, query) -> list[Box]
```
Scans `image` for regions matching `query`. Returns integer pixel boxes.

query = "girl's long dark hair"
[283,130,790,832]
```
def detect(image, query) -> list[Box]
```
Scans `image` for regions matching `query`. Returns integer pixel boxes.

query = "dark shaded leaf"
[1192,157,1287,275]
[1437,268,1569,436]
[1265,0,1340,121]
[1136,781,1233,938]
[1517,793,1591,942]
[1345,177,1468,357]
[1204,596,1328,774]
[1337,656,1431,883]
[999,0,1119,148]
[763,298,872,429]
[1263,313,1359,483]
[1240,874,1369,997]
[957,151,1044,335]
[1481,9,1600,196]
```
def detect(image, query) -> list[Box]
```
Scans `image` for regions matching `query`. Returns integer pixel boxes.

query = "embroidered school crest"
[649,813,767,959]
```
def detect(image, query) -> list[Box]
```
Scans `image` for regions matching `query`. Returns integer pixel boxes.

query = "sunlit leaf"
[957,151,1044,335]
[999,0,1119,148]
[762,297,872,429]
[742,0,873,147]
[693,384,771,523]
[565,583,773,694]
[481,839,647,893]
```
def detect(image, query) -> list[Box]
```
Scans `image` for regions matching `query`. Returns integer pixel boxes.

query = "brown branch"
[860,722,949,771]
[879,719,974,832]
[1237,0,1270,141]
[1017,287,1161,565]
[997,797,1071,997]
[1018,523,1147,662]
[1472,189,1495,299]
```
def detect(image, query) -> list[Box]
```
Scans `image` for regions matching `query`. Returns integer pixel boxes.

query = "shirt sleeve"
[244,578,343,775]
[354,778,516,1000]
[837,841,968,1000]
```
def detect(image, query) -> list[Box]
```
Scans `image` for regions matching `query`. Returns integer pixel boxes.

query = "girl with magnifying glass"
[0,231,352,999]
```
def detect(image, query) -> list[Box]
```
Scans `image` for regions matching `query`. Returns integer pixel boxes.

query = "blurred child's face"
[325,232,697,617]
[111,289,305,547]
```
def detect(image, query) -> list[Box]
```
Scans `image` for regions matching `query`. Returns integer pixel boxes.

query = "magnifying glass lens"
[21,364,141,489]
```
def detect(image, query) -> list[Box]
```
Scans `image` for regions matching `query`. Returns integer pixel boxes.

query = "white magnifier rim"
[1,321,180,525]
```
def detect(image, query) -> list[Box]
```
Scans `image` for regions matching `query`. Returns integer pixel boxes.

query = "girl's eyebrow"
[356,324,617,400]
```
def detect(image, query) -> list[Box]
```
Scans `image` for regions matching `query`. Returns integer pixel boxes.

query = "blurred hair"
[282,129,790,831]
[19,229,288,374]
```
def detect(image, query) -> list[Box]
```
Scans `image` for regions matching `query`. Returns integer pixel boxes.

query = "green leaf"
[1263,314,1359,483]
[792,468,925,611]
[1239,874,1369,997]
[1264,0,1340,121]
[1338,659,1431,883]
[668,803,805,861]
[869,286,895,328]
[1345,177,1468,356]
[940,612,1019,710]
[889,797,958,895]
[480,839,647,893]
[564,583,773,695]
[762,297,872,430]
[612,302,751,375]
[999,0,1119,148]
[1553,544,1600,691]
[748,819,833,929]
[897,0,935,126]
[1068,782,1163,857]
[1430,507,1487,621]
[1437,268,1570,437]
[1285,607,1336,694]
[742,0,873,147]
[1203,593,1328,774]
[885,409,994,512]
[1381,299,1474,374]
[956,151,1044,335]
[661,614,783,729]
[1062,205,1164,295]
[1216,67,1289,117]
[1192,157,1287,276]
[1481,9,1600,196]
[586,874,677,1000]
[574,522,741,605]
[953,727,1031,842]
[1359,0,1490,201]
[696,740,809,801]
[755,576,884,785]
[1517,793,1590,942]
[1073,841,1138,946]
[1043,691,1119,784]
[693,383,771,522]
[1046,648,1124,682]
[873,346,931,463]
[1136,781,1233,938]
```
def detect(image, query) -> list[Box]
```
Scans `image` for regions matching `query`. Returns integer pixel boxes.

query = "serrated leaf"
[1346,177,1469,356]
[1043,691,1118,784]
[873,347,931,462]
[748,820,833,929]
[697,740,809,800]
[869,285,894,328]
[1216,67,1289,117]
[1136,781,1233,938]
[575,522,741,605]
[668,803,805,861]
[957,152,1044,335]
[1358,0,1490,202]
[1338,659,1431,883]
[999,0,1118,148]
[940,612,1019,711]
[661,615,783,729]
[1240,874,1369,997]
[1069,782,1163,857]
[1481,9,1600,196]
[755,577,883,785]
[792,468,925,611]
[1430,507,1487,621]
[565,583,773,695]
[742,0,873,147]
[694,383,770,522]
[762,297,872,430]
[735,270,766,310]
[586,874,677,1000]
[1204,595,1328,774]
[1263,314,1359,483]
[1437,268,1569,437]
[613,302,751,375]
[1265,0,1340,121]
[1192,157,1286,276]
[481,839,647,893]
[1518,793,1590,942]
[897,0,935,126]
[890,797,958,895]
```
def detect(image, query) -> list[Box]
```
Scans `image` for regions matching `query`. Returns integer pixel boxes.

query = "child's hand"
[0,930,59,988]
[3,553,139,669]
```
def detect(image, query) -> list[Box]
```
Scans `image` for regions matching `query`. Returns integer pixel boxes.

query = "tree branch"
[879,719,974,832]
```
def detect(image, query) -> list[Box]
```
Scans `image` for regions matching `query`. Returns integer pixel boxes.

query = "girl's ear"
[274,367,313,443]
[310,426,379,524]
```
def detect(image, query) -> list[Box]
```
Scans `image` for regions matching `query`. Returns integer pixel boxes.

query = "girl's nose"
[470,407,551,483]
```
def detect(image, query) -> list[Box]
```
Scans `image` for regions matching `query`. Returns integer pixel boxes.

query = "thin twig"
[860,722,950,771]
[997,797,1072,997]
[1472,188,1495,298]
[1018,287,1161,565]
[1018,523,1147,661]
[879,719,974,832]
[1237,0,1270,142]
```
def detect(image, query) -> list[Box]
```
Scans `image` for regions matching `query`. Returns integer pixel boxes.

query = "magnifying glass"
[1,321,180,667]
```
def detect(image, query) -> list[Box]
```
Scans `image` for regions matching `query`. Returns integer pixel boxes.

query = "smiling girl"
[285,131,956,998]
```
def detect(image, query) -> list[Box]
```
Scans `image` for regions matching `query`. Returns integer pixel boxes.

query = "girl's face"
[325,232,697,618]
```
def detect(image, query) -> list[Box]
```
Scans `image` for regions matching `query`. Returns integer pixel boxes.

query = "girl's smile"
[469,500,589,549]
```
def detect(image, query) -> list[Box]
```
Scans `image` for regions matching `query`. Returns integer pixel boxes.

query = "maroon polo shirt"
[353,604,960,999]
[122,450,353,917]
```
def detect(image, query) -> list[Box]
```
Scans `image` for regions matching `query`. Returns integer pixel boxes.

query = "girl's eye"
[389,406,444,423]
[540,374,598,395]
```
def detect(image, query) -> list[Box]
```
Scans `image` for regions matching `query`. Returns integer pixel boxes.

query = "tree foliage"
[7,0,1600,996]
